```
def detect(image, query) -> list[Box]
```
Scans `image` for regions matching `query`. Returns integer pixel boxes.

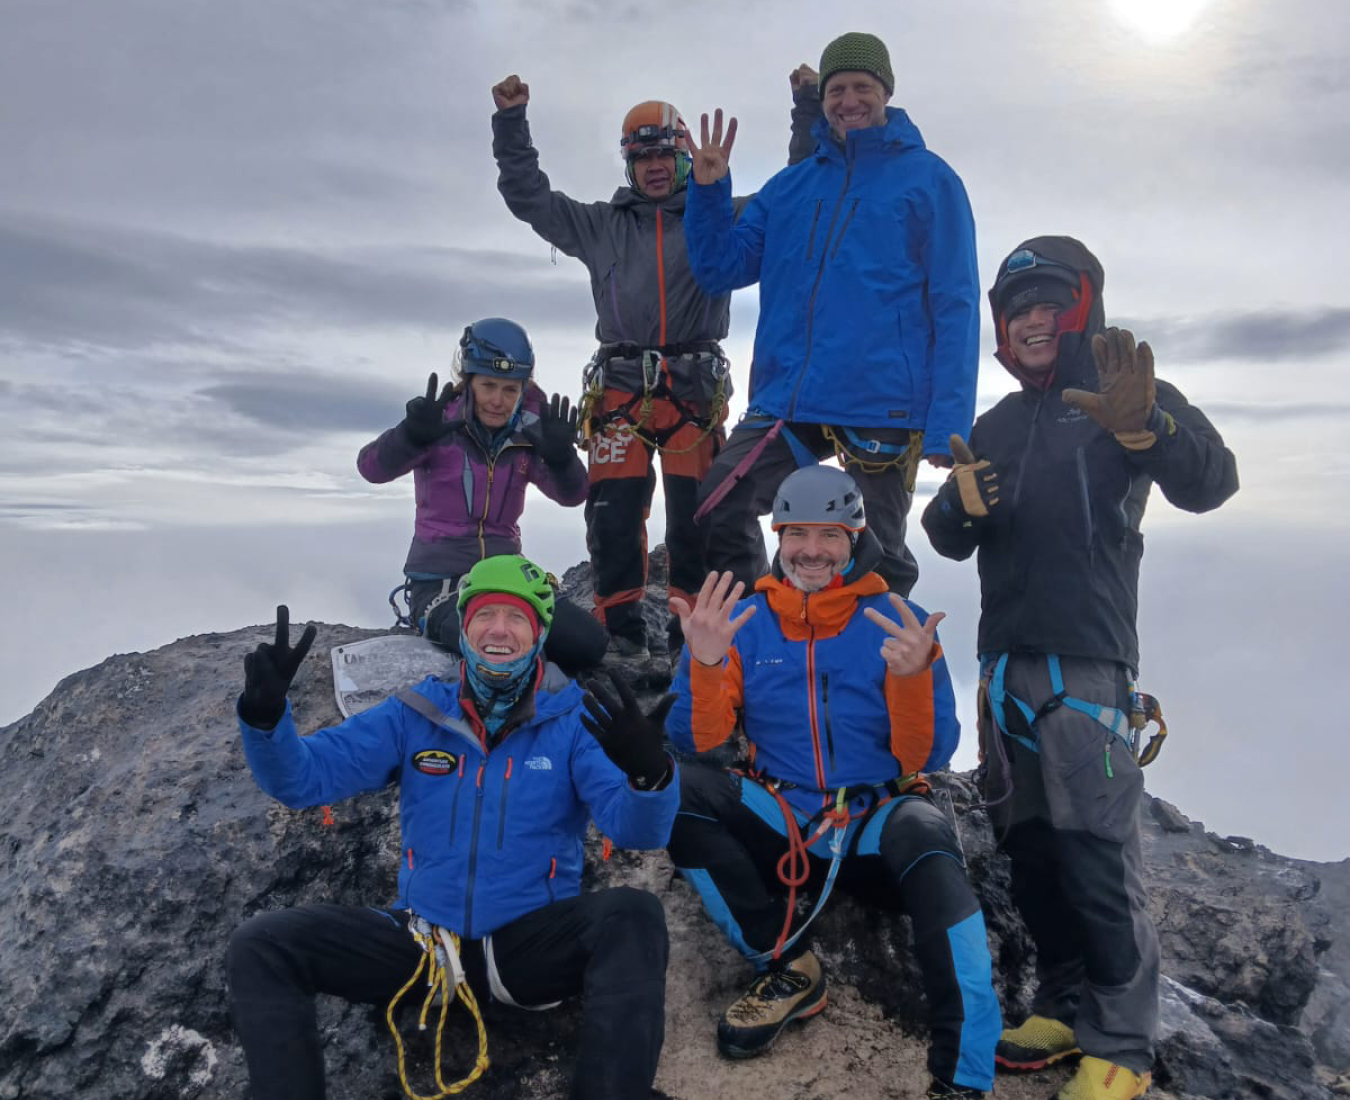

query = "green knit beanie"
[819,32,894,97]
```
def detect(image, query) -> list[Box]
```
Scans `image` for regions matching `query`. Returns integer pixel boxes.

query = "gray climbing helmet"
[770,466,866,533]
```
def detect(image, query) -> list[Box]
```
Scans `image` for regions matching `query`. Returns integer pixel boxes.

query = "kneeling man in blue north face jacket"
[227,554,679,1100]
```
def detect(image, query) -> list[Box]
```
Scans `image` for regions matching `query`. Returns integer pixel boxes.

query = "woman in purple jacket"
[358,317,608,673]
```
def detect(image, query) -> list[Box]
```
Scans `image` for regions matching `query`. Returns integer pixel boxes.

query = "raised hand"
[522,392,579,467]
[1063,327,1156,435]
[789,64,819,92]
[668,570,757,666]
[862,595,945,678]
[580,670,674,790]
[491,74,530,110]
[402,372,455,447]
[687,109,738,185]
[947,433,1000,518]
[239,605,317,730]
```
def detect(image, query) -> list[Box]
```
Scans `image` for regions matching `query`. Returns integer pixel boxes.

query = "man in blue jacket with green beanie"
[226,554,680,1100]
[684,31,981,598]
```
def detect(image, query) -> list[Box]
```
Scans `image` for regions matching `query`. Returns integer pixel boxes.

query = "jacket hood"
[988,235,1106,393]
[808,106,926,161]
[609,184,689,214]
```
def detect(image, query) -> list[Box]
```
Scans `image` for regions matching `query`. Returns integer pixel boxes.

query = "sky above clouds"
[2,0,1347,858]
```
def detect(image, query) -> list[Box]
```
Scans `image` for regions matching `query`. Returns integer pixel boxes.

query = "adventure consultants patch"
[412,750,459,776]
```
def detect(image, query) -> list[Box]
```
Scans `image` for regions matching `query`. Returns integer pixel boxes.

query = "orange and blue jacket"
[668,569,959,816]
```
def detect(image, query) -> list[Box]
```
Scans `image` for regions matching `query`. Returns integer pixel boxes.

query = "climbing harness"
[980,654,1170,807]
[741,770,927,963]
[385,915,490,1100]
[578,342,730,457]
[821,424,925,493]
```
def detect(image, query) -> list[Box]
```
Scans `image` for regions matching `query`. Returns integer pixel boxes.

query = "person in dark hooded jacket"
[490,72,819,660]
[922,236,1238,1100]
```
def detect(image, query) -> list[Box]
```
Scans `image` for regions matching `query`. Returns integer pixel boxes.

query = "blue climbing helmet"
[456,318,535,381]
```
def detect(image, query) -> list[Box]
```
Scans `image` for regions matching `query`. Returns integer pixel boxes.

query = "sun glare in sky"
[1107,0,1213,40]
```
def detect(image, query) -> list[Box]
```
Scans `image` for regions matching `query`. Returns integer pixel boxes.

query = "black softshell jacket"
[922,236,1239,670]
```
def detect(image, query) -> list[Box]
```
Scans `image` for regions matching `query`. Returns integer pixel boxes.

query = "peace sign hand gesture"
[239,605,317,730]
[402,372,455,448]
[687,109,738,185]
[668,571,757,666]
[862,595,945,679]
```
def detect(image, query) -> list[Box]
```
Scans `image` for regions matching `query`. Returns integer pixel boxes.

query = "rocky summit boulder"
[0,556,1343,1100]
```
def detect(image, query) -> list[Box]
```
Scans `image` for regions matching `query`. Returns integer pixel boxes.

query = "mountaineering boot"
[1054,1056,1151,1100]
[996,1013,1081,1071]
[926,1078,987,1098]
[716,951,827,1058]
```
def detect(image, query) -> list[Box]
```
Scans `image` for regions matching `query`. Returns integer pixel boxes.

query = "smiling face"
[779,524,853,592]
[1007,303,1064,376]
[469,374,524,429]
[630,148,677,198]
[822,71,890,139]
[463,601,536,662]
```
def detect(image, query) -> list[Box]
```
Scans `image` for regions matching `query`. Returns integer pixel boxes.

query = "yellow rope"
[385,924,490,1100]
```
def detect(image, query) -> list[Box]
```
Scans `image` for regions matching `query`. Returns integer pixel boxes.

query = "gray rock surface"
[0,554,1341,1099]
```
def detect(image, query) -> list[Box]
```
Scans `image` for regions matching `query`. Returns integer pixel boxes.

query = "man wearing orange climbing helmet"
[491,72,819,662]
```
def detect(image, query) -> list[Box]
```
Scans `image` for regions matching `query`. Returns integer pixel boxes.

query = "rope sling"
[385,917,490,1100]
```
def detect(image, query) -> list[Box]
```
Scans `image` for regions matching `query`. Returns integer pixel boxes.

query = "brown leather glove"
[1062,327,1157,441]
[948,434,1000,518]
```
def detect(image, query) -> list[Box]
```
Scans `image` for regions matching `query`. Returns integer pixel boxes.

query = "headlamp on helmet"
[620,100,692,194]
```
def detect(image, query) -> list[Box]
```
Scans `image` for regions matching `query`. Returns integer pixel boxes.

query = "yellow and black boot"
[1055,1056,1151,1100]
[996,1014,1081,1071]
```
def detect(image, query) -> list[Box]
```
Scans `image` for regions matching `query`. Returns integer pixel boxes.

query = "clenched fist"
[492,74,529,110]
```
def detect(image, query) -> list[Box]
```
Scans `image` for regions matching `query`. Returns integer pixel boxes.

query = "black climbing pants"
[226,888,668,1100]
[667,764,999,1090]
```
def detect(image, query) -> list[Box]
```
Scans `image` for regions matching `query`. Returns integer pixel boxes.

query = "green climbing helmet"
[456,554,556,631]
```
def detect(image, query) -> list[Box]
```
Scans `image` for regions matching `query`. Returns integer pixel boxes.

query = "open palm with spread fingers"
[862,595,945,678]
[669,570,757,665]
[687,109,738,185]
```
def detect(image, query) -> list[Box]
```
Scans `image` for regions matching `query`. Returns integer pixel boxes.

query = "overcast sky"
[2,0,1347,860]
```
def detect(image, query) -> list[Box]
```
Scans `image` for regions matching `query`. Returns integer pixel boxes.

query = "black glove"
[522,393,579,468]
[238,605,317,730]
[580,669,674,790]
[401,372,454,448]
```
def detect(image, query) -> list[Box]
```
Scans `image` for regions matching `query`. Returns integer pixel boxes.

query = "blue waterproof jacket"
[684,108,980,457]
[238,666,678,937]
[667,549,960,817]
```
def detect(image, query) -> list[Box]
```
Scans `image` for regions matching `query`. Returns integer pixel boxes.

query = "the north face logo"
[524,756,553,771]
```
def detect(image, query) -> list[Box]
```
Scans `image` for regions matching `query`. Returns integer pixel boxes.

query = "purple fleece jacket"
[358,382,587,578]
